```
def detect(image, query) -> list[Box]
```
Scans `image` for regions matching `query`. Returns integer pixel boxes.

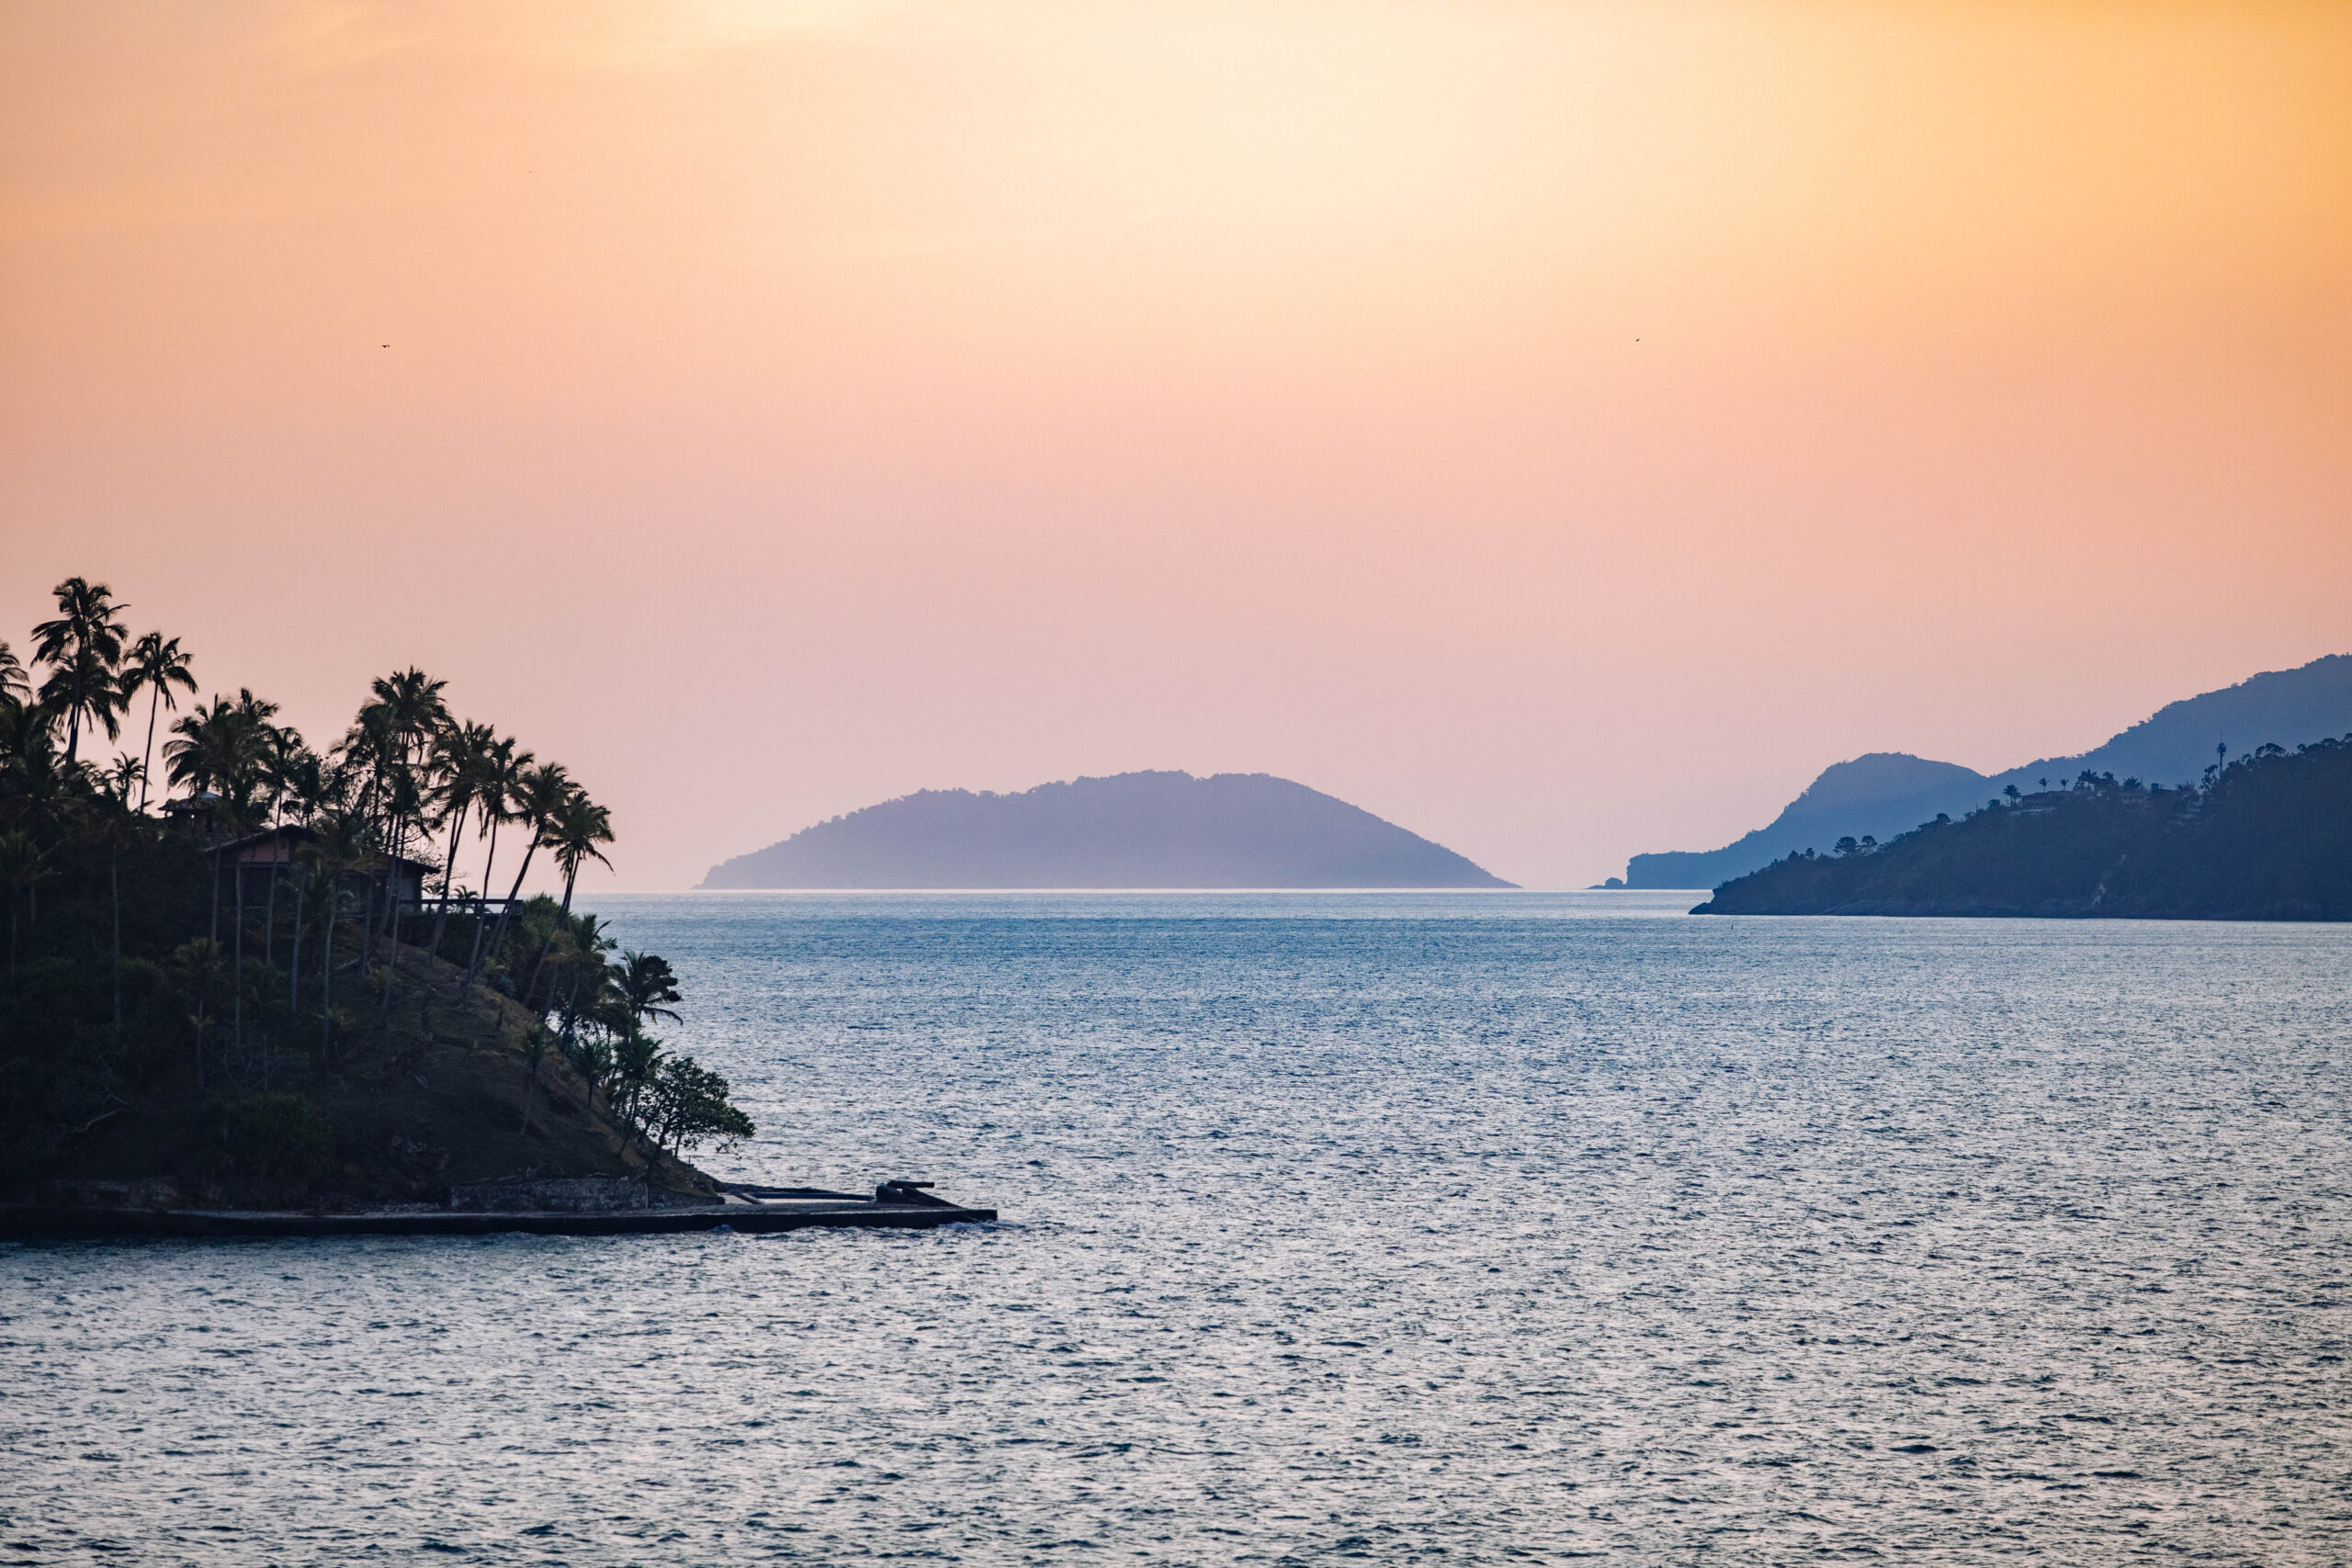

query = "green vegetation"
[1695,737,2352,919]
[1,575,752,1207]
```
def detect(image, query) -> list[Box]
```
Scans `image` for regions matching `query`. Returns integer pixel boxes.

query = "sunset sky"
[5,1,2348,891]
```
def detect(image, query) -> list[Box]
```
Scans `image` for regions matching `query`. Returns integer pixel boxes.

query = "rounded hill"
[699,771,1515,889]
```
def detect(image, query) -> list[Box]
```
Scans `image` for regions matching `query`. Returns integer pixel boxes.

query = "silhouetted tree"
[29,578,129,764]
[119,632,197,811]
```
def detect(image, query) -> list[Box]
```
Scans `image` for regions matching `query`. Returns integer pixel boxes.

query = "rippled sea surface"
[6,892,2351,1566]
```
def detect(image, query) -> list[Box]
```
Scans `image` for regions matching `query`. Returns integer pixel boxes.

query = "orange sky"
[5,0,2349,890]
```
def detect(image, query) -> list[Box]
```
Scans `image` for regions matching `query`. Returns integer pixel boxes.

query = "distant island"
[1694,735,2351,919]
[1625,653,2352,888]
[700,770,1517,888]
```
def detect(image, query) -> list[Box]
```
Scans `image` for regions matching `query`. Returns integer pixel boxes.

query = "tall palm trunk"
[110,849,121,1042]
[289,880,304,1018]
[525,928,560,1016]
[322,886,334,1058]
[138,685,161,811]
[379,865,401,1022]
[379,795,411,1022]
[480,836,539,992]
[560,968,586,1043]
[460,817,502,988]
[206,843,224,1047]
[479,814,501,918]
[192,948,209,1095]
[428,799,469,966]
[264,861,278,970]
[232,862,243,1063]
[359,863,376,969]
[523,865,582,1014]
[62,665,83,763]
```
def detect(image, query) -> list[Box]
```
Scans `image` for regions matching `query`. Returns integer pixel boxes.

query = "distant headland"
[1625,653,2352,889]
[699,770,1516,889]
[1694,734,2351,919]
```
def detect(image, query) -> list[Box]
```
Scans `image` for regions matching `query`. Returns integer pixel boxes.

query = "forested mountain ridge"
[1692,735,2352,919]
[1626,653,2352,888]
[1624,753,1989,892]
[702,770,1516,888]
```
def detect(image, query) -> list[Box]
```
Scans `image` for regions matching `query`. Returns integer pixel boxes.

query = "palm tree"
[119,632,197,810]
[254,728,318,969]
[300,812,369,1060]
[336,702,401,836]
[164,692,278,1047]
[459,735,532,988]
[37,644,128,765]
[611,1027,666,1141]
[369,761,428,985]
[0,694,42,769]
[476,760,570,988]
[103,754,145,804]
[0,642,27,705]
[358,669,448,841]
[426,720,498,964]
[209,696,287,1062]
[524,789,615,1008]
[286,857,320,1027]
[613,950,683,1029]
[351,668,448,994]
[164,691,278,814]
[0,705,88,855]
[605,950,682,1145]
[550,791,615,915]
[29,577,130,763]
[550,912,616,1043]
[81,767,147,1043]
[257,726,313,825]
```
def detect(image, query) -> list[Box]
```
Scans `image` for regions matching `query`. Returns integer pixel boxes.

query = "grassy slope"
[50,942,718,1208]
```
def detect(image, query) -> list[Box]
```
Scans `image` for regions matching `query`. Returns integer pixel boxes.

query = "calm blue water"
[6,892,2349,1565]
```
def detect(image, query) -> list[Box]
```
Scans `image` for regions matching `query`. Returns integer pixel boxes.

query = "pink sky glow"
[5,1,2348,890]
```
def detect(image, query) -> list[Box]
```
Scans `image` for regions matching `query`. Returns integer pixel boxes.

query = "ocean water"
[6,891,2349,1566]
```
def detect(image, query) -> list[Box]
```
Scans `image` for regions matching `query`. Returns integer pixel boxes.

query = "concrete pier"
[0,1181,996,1239]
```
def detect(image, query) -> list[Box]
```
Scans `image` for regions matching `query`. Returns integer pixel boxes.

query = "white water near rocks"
[5,892,2348,1564]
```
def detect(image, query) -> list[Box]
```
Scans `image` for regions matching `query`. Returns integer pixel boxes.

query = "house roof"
[221,822,435,874]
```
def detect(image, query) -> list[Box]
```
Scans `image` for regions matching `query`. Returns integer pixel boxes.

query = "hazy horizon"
[6,2,2348,893]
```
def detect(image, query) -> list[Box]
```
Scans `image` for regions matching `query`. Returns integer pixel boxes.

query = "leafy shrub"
[211,1092,335,1183]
